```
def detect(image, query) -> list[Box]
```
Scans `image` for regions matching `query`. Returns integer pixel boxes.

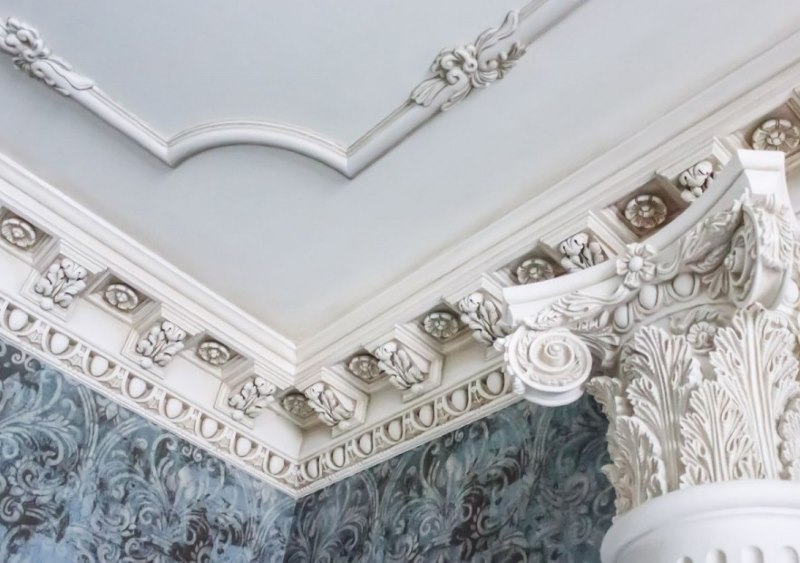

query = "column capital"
[501,150,800,561]
[502,150,796,407]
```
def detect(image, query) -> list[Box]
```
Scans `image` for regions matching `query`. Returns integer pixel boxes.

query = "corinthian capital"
[502,151,800,562]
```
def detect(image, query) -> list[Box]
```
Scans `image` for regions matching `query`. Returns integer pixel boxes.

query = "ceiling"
[0,0,798,341]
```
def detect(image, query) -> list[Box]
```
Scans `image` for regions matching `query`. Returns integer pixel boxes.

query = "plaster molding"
[0,1,584,178]
[410,10,525,112]
[503,151,800,526]
[2,34,800,497]
[0,289,300,495]
[228,376,277,422]
[293,366,515,496]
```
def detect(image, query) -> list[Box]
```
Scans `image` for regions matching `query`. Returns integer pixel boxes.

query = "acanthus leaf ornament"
[135,320,186,369]
[374,341,425,393]
[411,10,526,111]
[0,17,93,96]
[34,257,88,311]
[458,291,508,346]
[1,217,37,249]
[587,306,800,515]
[227,376,276,421]
[304,383,355,428]
[678,160,715,203]
[559,232,607,272]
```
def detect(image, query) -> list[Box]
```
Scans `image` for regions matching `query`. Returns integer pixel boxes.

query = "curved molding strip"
[0,0,585,177]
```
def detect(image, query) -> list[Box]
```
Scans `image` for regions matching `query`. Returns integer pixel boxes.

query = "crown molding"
[0,0,584,178]
[3,28,800,496]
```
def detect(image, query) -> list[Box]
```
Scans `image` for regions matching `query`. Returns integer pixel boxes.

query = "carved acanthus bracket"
[501,150,800,520]
[375,340,425,393]
[227,376,276,421]
[458,290,509,346]
[304,383,355,429]
[135,320,187,370]
[301,370,368,435]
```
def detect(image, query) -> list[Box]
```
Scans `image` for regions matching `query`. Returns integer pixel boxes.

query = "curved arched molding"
[503,149,790,322]
[0,0,585,178]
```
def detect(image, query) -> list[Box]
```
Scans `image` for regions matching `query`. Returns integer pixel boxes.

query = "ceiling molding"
[0,0,584,178]
[2,29,800,495]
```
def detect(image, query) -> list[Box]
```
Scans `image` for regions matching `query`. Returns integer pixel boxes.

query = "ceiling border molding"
[2,29,800,497]
[294,28,800,371]
[0,0,584,178]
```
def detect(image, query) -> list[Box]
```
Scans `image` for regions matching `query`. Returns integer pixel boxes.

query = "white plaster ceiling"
[0,0,798,340]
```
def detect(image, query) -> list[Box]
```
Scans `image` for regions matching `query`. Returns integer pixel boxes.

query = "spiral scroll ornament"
[504,327,592,406]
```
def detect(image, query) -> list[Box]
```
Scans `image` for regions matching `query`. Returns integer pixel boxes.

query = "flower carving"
[0,17,93,96]
[515,258,555,285]
[0,217,37,249]
[678,160,715,203]
[197,341,231,366]
[751,118,800,152]
[616,243,656,289]
[411,11,526,111]
[282,392,315,419]
[624,194,667,230]
[103,283,140,312]
[347,354,381,383]
[422,311,460,340]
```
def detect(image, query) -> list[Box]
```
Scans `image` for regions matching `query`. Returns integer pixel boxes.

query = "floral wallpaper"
[0,339,294,563]
[285,395,614,563]
[0,334,613,562]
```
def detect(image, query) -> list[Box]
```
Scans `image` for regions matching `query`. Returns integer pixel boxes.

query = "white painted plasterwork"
[503,150,800,561]
[4,44,800,498]
[0,1,584,178]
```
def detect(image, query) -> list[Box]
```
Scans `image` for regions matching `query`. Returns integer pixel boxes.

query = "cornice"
[0,0,585,178]
[3,30,800,497]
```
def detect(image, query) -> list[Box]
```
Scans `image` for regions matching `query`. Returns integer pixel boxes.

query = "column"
[502,150,800,563]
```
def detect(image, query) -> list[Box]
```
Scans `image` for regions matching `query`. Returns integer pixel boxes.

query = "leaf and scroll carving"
[709,305,800,479]
[623,327,698,491]
[680,380,757,486]
[588,305,800,515]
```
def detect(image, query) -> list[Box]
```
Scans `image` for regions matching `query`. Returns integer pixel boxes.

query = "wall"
[0,335,613,562]
[285,395,614,562]
[0,339,295,562]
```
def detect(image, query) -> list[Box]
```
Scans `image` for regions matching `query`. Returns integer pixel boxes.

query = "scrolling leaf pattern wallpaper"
[285,396,614,562]
[0,339,294,562]
[0,334,613,562]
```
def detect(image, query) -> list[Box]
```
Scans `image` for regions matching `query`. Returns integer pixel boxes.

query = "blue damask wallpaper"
[0,339,295,563]
[285,396,614,563]
[0,334,613,562]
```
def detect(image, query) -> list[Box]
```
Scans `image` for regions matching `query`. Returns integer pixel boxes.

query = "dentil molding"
[0,1,584,178]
